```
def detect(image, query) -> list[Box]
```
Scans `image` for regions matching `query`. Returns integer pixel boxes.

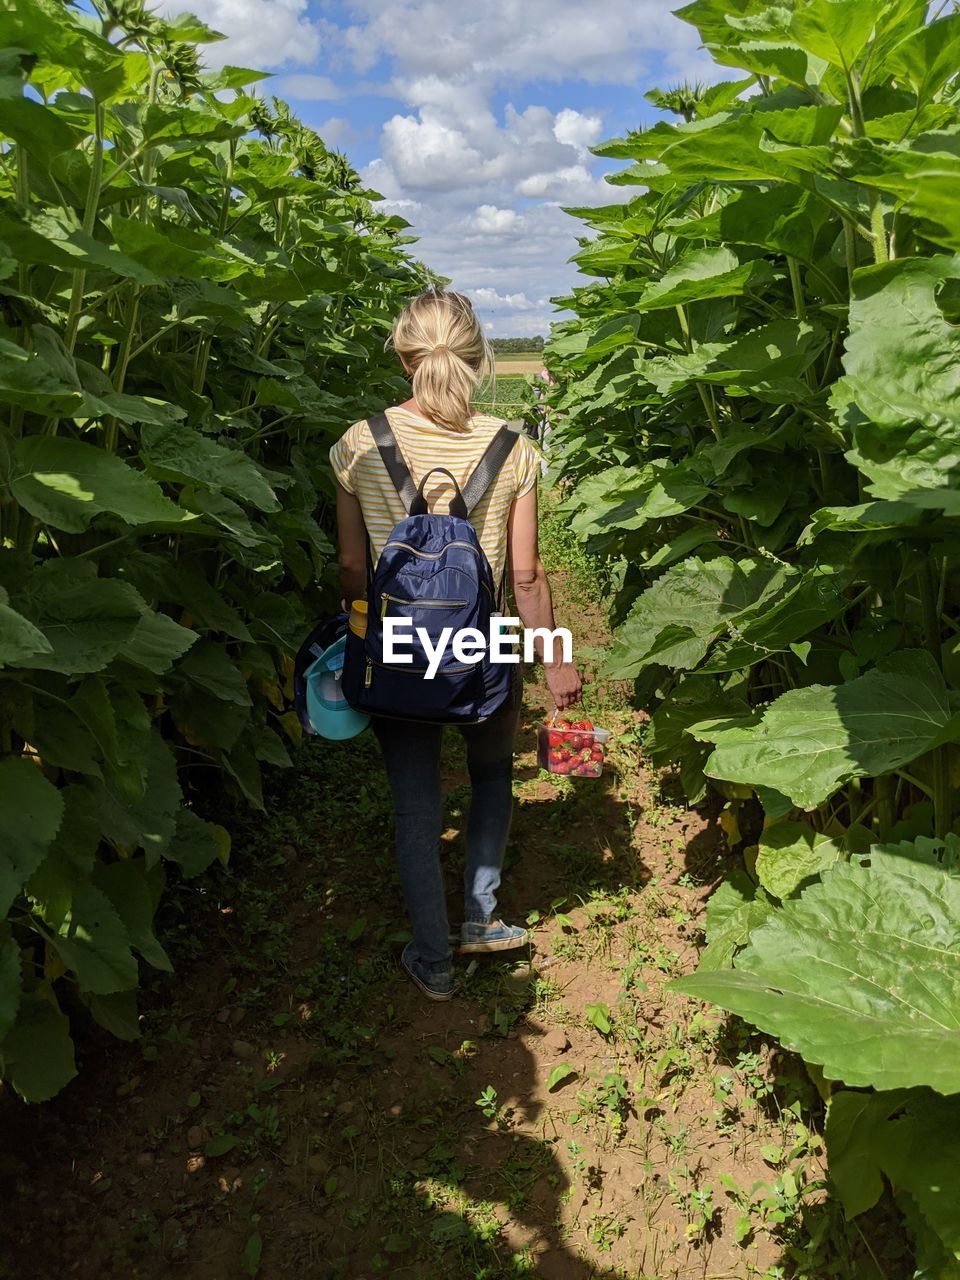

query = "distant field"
[494,356,544,375]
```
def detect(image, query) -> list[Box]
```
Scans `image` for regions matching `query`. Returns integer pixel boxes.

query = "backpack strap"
[461,424,520,516]
[367,411,418,514]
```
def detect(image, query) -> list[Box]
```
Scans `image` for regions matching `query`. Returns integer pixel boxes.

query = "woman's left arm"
[335,483,367,606]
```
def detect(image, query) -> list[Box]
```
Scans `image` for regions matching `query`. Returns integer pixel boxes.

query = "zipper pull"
[364,659,373,688]
[380,592,389,619]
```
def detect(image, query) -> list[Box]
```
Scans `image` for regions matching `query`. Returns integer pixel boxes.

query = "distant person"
[532,366,556,476]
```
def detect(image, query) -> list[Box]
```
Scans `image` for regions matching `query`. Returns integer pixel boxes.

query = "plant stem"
[845,67,888,264]
[64,100,105,353]
[675,303,721,439]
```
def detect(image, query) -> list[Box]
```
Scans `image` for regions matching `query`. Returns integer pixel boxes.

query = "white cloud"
[340,0,713,86]
[380,113,485,190]
[553,107,603,155]
[516,164,597,201]
[468,205,523,236]
[469,288,536,311]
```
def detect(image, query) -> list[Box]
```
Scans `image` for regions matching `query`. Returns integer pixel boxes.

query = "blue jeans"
[372,673,522,975]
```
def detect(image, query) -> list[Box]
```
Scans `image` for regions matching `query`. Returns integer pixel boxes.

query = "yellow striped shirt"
[330,406,540,587]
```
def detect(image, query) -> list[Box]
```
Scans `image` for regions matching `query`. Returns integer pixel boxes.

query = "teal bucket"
[304,635,370,741]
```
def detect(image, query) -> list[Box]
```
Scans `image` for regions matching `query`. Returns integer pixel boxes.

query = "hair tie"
[433,343,449,354]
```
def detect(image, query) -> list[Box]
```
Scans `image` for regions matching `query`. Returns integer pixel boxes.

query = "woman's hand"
[545,660,582,711]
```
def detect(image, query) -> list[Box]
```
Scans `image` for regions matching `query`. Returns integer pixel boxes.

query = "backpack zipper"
[382,540,482,559]
[380,592,469,618]
[368,656,474,675]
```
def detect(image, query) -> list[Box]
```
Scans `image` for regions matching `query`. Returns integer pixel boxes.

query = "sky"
[157,0,719,337]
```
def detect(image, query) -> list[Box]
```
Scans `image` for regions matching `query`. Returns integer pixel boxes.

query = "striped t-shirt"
[329,406,540,588]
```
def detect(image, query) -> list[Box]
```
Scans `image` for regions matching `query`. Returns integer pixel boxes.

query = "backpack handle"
[410,468,468,518]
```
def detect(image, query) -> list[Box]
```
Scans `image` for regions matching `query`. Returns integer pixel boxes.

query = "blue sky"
[158,0,719,336]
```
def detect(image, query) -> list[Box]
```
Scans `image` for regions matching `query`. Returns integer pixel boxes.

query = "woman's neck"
[395,396,475,422]
[397,394,425,416]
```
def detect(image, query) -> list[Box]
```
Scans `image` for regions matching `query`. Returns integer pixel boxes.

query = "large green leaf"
[789,0,879,69]
[887,12,960,105]
[838,256,960,496]
[0,207,160,283]
[140,422,280,513]
[121,554,252,641]
[675,848,960,1092]
[0,586,52,666]
[176,640,252,706]
[568,460,709,549]
[1,991,77,1103]
[754,820,842,899]
[697,868,776,972]
[0,96,86,163]
[111,215,256,281]
[826,1087,960,1253]
[121,610,198,675]
[700,566,852,672]
[45,883,138,995]
[605,557,792,679]
[675,186,828,262]
[11,436,189,533]
[87,990,140,1041]
[91,732,181,863]
[26,784,102,929]
[92,859,171,972]
[692,651,959,809]
[166,808,227,878]
[620,246,776,309]
[0,759,65,917]
[13,560,143,673]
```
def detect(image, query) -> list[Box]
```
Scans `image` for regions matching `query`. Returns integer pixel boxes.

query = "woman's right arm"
[507,487,582,711]
[335,483,368,606]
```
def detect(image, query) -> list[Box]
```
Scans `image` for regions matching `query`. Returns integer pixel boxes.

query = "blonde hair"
[388,287,494,433]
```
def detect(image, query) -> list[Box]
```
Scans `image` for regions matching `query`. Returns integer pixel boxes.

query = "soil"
[0,537,906,1280]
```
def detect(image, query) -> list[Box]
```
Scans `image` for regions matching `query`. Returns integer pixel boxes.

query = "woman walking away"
[330,288,582,1000]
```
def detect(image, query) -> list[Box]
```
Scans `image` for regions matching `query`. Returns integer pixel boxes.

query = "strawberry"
[548,729,564,747]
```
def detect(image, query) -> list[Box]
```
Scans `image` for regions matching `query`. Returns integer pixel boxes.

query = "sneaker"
[460,919,529,954]
[401,942,458,1001]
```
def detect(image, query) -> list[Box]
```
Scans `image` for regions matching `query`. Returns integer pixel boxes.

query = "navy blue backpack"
[341,412,519,724]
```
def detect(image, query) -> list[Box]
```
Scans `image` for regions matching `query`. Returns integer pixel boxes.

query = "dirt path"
[1,515,890,1280]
